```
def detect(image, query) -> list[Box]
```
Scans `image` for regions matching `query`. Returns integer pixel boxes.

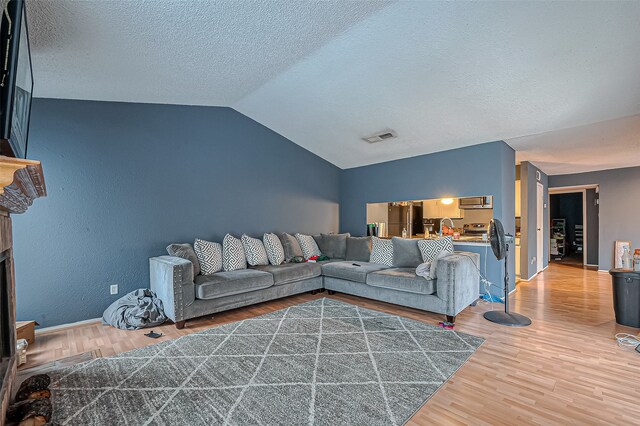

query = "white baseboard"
[598,269,609,273]
[36,317,102,335]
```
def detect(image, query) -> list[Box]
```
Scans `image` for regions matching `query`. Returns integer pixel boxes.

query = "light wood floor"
[24,264,640,425]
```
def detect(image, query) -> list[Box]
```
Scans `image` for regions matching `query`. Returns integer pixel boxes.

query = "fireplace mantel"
[0,156,46,214]
[0,156,46,424]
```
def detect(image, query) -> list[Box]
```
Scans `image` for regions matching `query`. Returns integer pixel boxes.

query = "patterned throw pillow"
[193,239,222,275]
[241,234,269,266]
[223,234,247,271]
[369,236,394,266]
[295,233,322,259]
[417,236,454,262]
[263,233,285,265]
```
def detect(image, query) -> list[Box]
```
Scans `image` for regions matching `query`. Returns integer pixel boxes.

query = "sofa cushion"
[417,237,454,262]
[392,237,422,268]
[295,233,322,259]
[321,261,390,283]
[223,234,247,271]
[345,236,371,262]
[370,237,394,266]
[263,233,285,266]
[366,268,436,295]
[316,233,349,259]
[251,262,321,285]
[195,269,274,300]
[166,243,201,276]
[241,235,269,266]
[279,233,304,262]
[193,239,223,275]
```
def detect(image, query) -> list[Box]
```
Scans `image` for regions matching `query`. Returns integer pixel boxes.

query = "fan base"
[483,310,532,327]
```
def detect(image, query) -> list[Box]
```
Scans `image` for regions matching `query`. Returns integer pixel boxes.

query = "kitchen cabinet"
[422,199,463,219]
[515,244,521,276]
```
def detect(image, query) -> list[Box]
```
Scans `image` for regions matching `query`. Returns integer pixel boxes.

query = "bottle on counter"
[634,249,640,272]
[402,228,407,238]
[622,246,633,269]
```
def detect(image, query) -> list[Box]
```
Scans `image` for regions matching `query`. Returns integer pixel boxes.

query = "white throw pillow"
[193,239,222,275]
[418,237,454,262]
[369,236,394,266]
[241,234,269,266]
[295,233,322,259]
[263,233,285,265]
[222,234,247,271]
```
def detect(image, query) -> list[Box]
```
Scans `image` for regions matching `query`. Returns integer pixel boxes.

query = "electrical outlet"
[110,284,118,295]
[531,257,536,264]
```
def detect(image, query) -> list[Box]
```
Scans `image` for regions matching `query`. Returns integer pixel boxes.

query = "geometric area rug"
[49,298,484,425]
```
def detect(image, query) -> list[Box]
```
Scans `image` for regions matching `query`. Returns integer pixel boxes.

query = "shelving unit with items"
[551,219,566,260]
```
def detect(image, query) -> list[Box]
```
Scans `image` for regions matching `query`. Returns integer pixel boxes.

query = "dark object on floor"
[438,321,454,329]
[7,398,53,425]
[102,289,167,330]
[327,290,336,295]
[609,269,640,328]
[484,219,532,327]
[351,263,361,267]
[144,331,163,339]
[15,374,51,402]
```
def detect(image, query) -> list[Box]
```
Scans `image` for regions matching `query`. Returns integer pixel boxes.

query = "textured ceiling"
[29,0,391,105]
[29,1,640,173]
[511,114,640,175]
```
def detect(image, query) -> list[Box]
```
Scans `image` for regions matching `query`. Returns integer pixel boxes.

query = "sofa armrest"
[435,252,480,316]
[150,256,196,322]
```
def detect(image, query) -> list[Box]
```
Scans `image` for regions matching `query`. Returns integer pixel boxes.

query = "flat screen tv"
[0,0,33,159]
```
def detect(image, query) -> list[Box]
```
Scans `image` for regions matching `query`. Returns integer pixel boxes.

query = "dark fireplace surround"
[0,156,46,425]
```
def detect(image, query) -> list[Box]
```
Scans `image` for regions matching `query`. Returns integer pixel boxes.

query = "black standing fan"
[483,219,532,327]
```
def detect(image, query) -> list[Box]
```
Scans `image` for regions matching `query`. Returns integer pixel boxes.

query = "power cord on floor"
[454,248,505,307]
[615,333,640,352]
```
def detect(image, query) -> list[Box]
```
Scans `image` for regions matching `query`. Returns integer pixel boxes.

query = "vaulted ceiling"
[29,1,640,173]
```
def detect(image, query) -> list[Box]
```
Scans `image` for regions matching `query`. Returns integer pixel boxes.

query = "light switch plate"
[110,284,118,295]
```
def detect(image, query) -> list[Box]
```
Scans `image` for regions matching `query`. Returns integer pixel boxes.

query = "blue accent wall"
[550,166,640,270]
[339,141,516,296]
[13,99,341,327]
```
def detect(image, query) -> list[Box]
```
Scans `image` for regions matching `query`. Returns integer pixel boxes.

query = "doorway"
[548,186,599,268]
[536,182,544,273]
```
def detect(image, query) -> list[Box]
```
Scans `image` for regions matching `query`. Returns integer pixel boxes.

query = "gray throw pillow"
[166,243,201,276]
[318,233,350,259]
[279,233,304,262]
[392,237,422,268]
[345,236,372,262]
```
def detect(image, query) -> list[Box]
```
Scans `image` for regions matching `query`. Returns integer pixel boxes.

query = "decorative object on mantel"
[614,240,631,269]
[0,156,46,213]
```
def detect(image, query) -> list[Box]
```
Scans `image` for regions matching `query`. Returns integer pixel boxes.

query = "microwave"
[458,196,493,209]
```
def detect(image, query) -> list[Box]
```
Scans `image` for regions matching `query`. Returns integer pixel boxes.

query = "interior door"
[536,183,544,272]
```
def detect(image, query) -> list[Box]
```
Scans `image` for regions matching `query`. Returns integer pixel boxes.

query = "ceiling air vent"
[362,129,397,144]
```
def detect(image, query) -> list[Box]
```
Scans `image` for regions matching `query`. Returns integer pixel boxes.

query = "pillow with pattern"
[222,234,247,271]
[295,233,322,259]
[369,236,394,266]
[193,239,222,275]
[263,233,285,265]
[241,234,269,266]
[417,237,454,262]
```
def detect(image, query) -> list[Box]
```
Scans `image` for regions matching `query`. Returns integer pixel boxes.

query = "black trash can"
[609,269,640,328]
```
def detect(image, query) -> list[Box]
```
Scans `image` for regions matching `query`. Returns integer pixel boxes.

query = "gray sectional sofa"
[150,236,479,329]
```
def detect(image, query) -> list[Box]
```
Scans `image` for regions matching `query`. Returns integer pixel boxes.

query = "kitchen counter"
[390,235,490,245]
